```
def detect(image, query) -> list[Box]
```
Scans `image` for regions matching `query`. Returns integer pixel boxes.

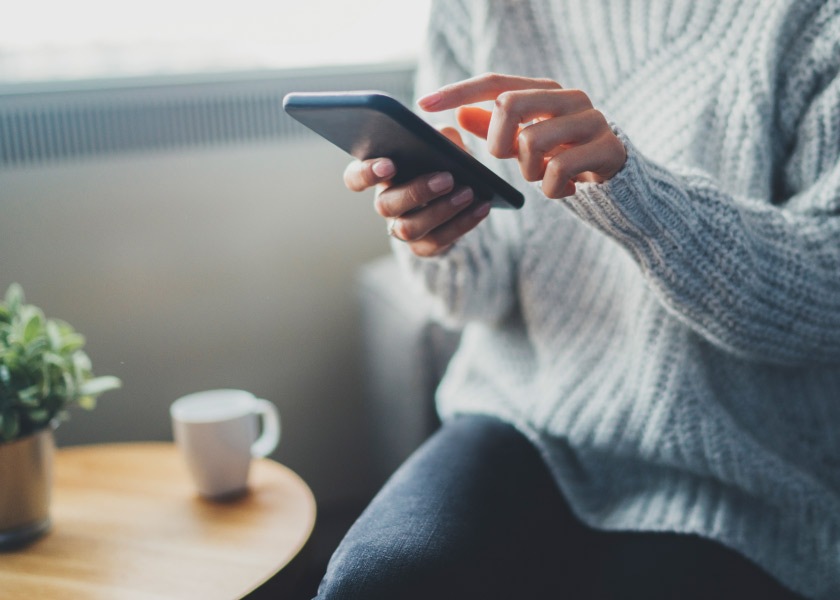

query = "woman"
[318,1,840,598]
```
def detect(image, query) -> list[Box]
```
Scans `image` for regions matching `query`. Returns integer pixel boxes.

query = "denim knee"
[314,531,449,600]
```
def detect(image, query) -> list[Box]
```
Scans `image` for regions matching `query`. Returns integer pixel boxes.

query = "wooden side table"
[0,442,317,600]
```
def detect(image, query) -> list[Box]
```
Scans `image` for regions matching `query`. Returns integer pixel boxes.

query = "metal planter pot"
[0,427,54,549]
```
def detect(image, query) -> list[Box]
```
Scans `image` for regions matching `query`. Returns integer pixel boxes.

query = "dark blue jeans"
[315,414,802,600]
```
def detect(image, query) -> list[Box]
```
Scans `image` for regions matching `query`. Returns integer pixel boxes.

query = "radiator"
[0,63,415,167]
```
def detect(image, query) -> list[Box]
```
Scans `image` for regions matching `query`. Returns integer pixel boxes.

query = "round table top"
[0,442,316,600]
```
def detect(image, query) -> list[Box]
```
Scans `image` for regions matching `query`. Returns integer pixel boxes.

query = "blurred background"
[0,1,446,596]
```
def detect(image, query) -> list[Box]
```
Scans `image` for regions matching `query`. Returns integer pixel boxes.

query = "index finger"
[417,73,562,112]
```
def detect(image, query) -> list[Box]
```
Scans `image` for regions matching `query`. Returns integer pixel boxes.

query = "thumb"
[438,125,467,150]
[456,106,492,139]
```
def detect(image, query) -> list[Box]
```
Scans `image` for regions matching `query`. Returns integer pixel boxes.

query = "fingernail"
[450,187,473,207]
[372,159,395,178]
[428,172,454,193]
[473,202,491,218]
[417,91,442,109]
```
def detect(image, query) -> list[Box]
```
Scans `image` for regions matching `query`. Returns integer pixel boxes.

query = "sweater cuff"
[560,125,688,253]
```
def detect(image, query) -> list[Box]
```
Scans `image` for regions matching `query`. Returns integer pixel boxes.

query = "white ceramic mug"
[170,389,281,499]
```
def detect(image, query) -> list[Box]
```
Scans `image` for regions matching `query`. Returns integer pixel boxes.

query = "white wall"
[0,138,390,509]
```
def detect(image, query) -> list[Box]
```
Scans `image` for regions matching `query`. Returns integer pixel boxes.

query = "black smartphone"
[282,91,524,209]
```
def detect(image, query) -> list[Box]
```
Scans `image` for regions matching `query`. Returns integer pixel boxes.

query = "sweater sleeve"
[564,51,840,366]
[391,0,521,328]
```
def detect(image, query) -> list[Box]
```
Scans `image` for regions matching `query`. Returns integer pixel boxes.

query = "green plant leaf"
[38,366,51,399]
[0,350,19,373]
[22,309,43,343]
[78,376,122,397]
[46,320,62,351]
[17,385,41,407]
[4,283,24,315]
[27,408,50,424]
[0,410,19,441]
[62,371,76,400]
[59,333,85,354]
[72,351,92,376]
[52,319,74,336]
[43,351,67,368]
[0,284,120,442]
[77,396,96,410]
[24,337,49,361]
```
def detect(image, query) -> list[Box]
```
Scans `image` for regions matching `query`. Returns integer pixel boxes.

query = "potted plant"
[0,283,121,548]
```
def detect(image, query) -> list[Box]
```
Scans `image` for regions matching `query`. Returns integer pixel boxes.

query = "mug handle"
[250,399,281,458]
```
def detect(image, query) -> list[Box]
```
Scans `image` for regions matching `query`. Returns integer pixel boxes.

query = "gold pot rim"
[0,422,59,447]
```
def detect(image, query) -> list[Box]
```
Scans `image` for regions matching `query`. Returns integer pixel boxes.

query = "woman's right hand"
[342,127,491,257]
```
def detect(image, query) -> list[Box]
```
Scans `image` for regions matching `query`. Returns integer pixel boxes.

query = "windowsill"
[0,60,418,96]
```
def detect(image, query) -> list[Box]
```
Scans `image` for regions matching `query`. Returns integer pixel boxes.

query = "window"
[0,0,431,83]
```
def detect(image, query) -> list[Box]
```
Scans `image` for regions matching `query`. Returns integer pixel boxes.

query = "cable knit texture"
[393,1,840,597]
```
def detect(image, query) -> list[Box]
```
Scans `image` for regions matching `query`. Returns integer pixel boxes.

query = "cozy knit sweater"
[392,1,840,597]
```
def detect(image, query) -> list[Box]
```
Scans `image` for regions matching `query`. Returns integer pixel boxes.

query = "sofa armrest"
[356,255,462,482]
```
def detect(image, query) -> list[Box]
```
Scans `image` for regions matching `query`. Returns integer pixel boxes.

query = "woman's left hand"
[417,73,626,198]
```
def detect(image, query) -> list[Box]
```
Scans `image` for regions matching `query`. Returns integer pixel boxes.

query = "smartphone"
[282,91,524,209]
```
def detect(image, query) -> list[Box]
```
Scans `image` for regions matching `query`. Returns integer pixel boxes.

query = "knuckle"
[374,184,399,217]
[599,133,627,176]
[494,91,518,115]
[373,193,389,217]
[547,182,570,199]
[518,127,539,154]
[404,181,425,208]
[521,165,542,183]
[397,219,418,241]
[607,131,625,156]
[488,141,509,159]
[479,71,501,84]
[411,240,440,258]
[569,89,593,108]
[585,108,608,130]
[545,158,569,191]
[541,182,563,199]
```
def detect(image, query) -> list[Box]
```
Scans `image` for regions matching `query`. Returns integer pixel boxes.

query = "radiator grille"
[0,64,416,167]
